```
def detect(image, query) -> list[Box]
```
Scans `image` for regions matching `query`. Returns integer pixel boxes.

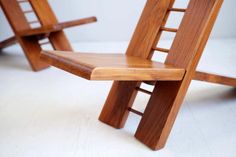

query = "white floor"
[0,39,236,157]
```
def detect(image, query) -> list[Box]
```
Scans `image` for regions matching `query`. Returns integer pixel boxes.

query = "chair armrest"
[56,16,97,29]
[17,17,97,37]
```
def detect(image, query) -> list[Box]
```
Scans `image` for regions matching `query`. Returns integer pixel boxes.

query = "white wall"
[1,0,236,42]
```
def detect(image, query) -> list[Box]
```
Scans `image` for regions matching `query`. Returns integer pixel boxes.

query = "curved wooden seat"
[41,51,185,81]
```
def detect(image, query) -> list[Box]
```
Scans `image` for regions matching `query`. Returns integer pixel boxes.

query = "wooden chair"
[40,0,236,150]
[0,0,96,71]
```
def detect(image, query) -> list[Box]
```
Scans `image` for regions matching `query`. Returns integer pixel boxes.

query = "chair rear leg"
[18,36,49,71]
[194,71,236,87]
[135,79,191,150]
[99,81,140,128]
[0,36,17,50]
[49,31,73,51]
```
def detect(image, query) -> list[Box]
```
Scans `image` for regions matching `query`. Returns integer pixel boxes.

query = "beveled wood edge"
[40,51,93,80]
[57,16,97,29]
[17,16,97,37]
[91,67,185,81]
[194,71,236,87]
[40,51,186,81]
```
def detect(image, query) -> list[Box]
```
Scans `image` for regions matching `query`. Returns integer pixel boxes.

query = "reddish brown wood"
[17,17,96,37]
[0,0,48,71]
[0,36,17,50]
[99,0,173,128]
[135,0,224,150]
[0,0,96,71]
[194,71,236,86]
[28,0,72,51]
[40,52,185,81]
[36,0,231,151]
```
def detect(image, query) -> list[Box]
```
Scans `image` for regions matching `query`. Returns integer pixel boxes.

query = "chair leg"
[0,36,17,50]
[194,71,236,87]
[18,36,49,71]
[49,31,73,51]
[99,81,140,128]
[135,80,189,150]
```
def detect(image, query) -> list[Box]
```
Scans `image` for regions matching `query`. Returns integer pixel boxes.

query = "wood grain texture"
[17,17,97,37]
[0,0,49,71]
[29,0,73,51]
[99,0,172,128]
[40,51,185,81]
[194,71,236,86]
[135,0,224,150]
[0,0,96,70]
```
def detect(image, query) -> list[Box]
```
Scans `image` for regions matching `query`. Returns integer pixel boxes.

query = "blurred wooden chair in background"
[0,0,96,71]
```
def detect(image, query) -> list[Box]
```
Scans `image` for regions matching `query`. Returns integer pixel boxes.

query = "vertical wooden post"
[0,0,50,71]
[135,0,223,150]
[29,0,73,51]
[99,0,171,128]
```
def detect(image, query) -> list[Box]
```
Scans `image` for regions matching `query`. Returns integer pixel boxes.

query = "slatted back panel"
[0,0,30,32]
[126,0,171,58]
[165,0,223,69]
[29,0,58,26]
[126,0,222,71]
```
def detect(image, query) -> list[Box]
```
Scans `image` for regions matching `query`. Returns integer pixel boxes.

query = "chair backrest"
[0,0,59,33]
[0,0,31,32]
[28,0,58,26]
[126,0,223,70]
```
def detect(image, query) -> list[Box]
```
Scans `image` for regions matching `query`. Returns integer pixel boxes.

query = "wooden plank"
[41,51,185,81]
[0,0,49,71]
[29,0,72,51]
[56,17,97,29]
[17,17,97,37]
[0,0,30,32]
[0,36,17,49]
[135,0,223,150]
[99,0,173,129]
[194,71,236,87]
[17,36,49,71]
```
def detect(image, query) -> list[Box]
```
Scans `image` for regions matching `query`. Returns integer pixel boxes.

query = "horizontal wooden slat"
[57,17,97,29]
[168,8,186,12]
[40,51,186,81]
[194,71,236,87]
[153,47,170,53]
[0,36,17,50]
[17,17,97,37]
[128,108,143,116]
[160,27,178,33]
[136,87,152,95]
[143,71,236,87]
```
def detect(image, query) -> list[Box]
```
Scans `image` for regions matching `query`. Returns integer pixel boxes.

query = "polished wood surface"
[135,0,224,150]
[0,0,96,71]
[40,0,229,151]
[194,71,236,86]
[17,17,97,37]
[41,51,185,81]
[99,0,173,129]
